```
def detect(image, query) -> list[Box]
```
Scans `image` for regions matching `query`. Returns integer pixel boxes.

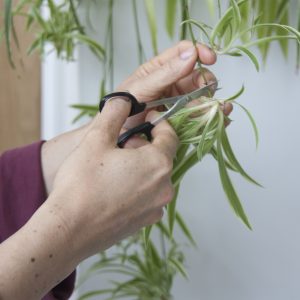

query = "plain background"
[42,1,300,299]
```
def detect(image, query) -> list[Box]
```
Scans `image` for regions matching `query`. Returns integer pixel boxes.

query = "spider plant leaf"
[239,0,251,43]
[175,212,196,246]
[216,112,252,229]
[71,104,98,111]
[221,129,262,187]
[4,0,15,67]
[72,110,87,124]
[297,2,300,70]
[230,0,242,35]
[206,0,215,17]
[224,85,245,102]
[235,46,259,71]
[143,225,152,247]
[168,184,180,236]
[169,257,188,278]
[181,19,210,42]
[276,6,289,58]
[226,51,243,56]
[144,0,158,55]
[74,33,105,59]
[197,106,217,160]
[78,289,114,300]
[155,221,171,238]
[235,102,259,149]
[27,37,42,55]
[148,241,162,268]
[166,0,177,38]
[210,145,237,172]
[210,0,248,46]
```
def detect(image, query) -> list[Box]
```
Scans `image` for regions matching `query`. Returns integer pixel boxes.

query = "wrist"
[41,121,92,195]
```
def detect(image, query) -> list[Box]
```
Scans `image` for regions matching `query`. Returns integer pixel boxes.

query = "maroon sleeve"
[0,141,76,300]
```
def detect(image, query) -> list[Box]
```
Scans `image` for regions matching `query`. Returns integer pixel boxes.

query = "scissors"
[99,82,217,148]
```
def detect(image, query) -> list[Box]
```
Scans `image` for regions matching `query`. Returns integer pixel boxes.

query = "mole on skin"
[31,257,35,263]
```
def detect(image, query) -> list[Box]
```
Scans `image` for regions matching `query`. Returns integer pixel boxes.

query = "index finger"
[146,111,179,159]
[140,41,216,75]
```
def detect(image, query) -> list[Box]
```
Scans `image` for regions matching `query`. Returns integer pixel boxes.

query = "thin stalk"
[182,0,209,85]
[217,0,221,19]
[132,0,146,64]
[69,0,84,34]
[180,0,188,39]
[108,0,114,91]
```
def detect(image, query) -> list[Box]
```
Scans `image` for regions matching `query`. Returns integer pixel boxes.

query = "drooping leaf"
[176,212,196,246]
[143,225,152,247]
[206,0,215,17]
[181,19,210,41]
[224,85,245,102]
[235,102,259,149]
[216,112,252,229]
[235,46,260,71]
[166,0,177,38]
[169,257,188,279]
[4,0,15,67]
[221,129,262,187]
[168,184,180,236]
[144,0,158,55]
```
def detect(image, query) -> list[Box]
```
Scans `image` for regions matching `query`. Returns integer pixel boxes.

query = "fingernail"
[180,47,195,60]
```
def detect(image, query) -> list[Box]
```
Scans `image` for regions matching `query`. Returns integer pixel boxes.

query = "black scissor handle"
[99,92,146,117]
[117,122,155,148]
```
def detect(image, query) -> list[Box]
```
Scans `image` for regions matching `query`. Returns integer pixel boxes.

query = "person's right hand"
[47,98,178,262]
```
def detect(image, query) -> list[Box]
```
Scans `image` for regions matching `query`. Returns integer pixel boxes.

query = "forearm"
[0,199,79,300]
[41,121,91,195]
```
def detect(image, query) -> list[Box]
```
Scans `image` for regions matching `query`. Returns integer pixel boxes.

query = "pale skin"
[0,41,232,300]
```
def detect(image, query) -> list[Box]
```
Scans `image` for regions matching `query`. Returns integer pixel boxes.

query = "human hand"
[42,41,232,194]
[48,97,178,261]
[116,40,232,146]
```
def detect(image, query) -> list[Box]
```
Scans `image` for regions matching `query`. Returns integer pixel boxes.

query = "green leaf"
[230,0,242,35]
[78,289,114,300]
[169,257,188,279]
[197,105,217,160]
[181,19,210,41]
[175,212,196,246]
[210,0,248,46]
[206,0,215,17]
[143,225,152,247]
[166,0,177,38]
[4,0,15,67]
[224,85,245,102]
[144,0,158,55]
[75,34,105,60]
[235,46,260,71]
[168,184,180,236]
[235,102,259,149]
[210,145,238,172]
[221,129,262,187]
[216,111,252,229]
[276,7,289,58]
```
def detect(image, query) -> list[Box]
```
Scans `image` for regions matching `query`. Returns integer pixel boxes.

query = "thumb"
[92,97,131,146]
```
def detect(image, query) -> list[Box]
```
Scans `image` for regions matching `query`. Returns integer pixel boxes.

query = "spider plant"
[1,0,300,299]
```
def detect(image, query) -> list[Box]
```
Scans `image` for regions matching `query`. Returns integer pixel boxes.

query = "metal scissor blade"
[145,95,182,108]
[152,82,217,125]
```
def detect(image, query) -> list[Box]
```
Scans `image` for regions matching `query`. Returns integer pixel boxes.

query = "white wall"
[42,1,300,299]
